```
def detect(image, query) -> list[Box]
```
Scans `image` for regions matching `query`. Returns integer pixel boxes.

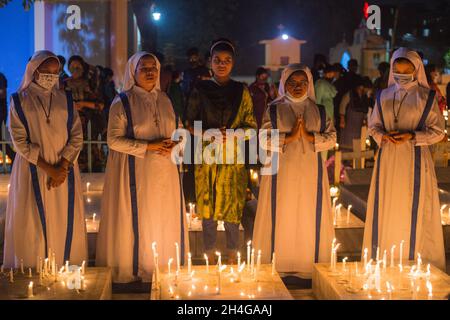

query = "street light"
[152,12,161,21]
[281,34,289,40]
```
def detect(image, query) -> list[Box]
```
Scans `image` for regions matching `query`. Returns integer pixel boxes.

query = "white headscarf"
[388,47,429,89]
[277,63,316,102]
[122,51,161,92]
[17,50,60,92]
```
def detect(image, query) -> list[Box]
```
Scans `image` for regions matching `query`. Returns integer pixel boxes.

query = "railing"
[0,121,108,174]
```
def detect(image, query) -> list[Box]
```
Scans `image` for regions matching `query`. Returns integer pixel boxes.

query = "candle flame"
[247,240,251,246]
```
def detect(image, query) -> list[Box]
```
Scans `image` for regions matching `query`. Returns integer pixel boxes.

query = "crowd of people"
[1,40,449,284]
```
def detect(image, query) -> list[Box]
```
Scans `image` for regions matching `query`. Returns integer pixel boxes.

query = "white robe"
[4,82,87,268]
[364,83,446,270]
[96,86,189,283]
[253,97,336,278]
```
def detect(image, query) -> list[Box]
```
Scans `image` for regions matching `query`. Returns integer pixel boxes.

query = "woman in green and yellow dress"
[185,39,257,264]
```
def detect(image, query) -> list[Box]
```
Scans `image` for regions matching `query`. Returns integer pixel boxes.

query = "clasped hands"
[381,131,415,145]
[285,117,314,145]
[44,158,71,190]
[147,138,179,157]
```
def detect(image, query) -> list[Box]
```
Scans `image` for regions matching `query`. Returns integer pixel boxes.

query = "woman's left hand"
[390,132,414,144]
[299,119,315,143]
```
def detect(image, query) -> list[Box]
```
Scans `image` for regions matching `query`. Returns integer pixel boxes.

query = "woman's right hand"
[339,115,346,129]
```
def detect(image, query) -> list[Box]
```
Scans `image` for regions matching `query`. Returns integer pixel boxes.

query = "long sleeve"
[313,113,337,152]
[259,105,286,153]
[184,87,201,128]
[413,96,445,146]
[339,92,350,116]
[107,98,148,158]
[368,96,387,146]
[8,96,40,165]
[60,105,83,163]
[234,87,257,140]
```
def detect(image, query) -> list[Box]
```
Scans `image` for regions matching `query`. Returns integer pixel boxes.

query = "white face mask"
[393,72,415,86]
[36,71,59,90]
[286,92,308,103]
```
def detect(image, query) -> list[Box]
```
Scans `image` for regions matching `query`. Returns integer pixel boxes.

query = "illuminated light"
[281,34,289,40]
[152,12,161,21]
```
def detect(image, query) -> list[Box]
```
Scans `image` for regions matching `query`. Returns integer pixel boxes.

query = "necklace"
[392,91,408,126]
[36,93,53,124]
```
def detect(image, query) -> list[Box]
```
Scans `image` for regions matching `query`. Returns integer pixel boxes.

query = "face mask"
[393,72,414,86]
[36,71,59,90]
[286,92,308,103]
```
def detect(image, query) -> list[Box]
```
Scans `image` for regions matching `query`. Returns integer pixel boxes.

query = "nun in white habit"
[252,64,336,278]
[96,52,189,283]
[363,48,446,270]
[3,50,86,268]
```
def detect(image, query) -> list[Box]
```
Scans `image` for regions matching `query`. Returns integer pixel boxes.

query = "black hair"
[361,76,373,88]
[323,64,339,74]
[377,61,390,74]
[210,38,235,57]
[57,55,66,67]
[186,47,199,57]
[348,59,358,68]
[255,67,269,77]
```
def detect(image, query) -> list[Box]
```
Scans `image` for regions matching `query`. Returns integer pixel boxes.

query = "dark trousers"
[202,217,239,251]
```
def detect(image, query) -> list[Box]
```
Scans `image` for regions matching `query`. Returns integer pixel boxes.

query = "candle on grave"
[386,281,393,300]
[347,205,352,224]
[44,258,48,275]
[342,257,348,272]
[36,256,40,274]
[151,242,159,285]
[204,254,209,274]
[28,268,32,278]
[247,241,251,270]
[175,243,180,272]
[390,245,396,267]
[382,250,387,270]
[362,248,367,269]
[333,244,340,270]
[331,239,336,267]
[168,258,173,276]
[237,262,245,282]
[86,182,90,193]
[332,197,338,212]
[376,247,380,262]
[54,264,58,282]
[65,261,69,273]
[51,253,56,275]
[9,268,13,282]
[216,251,222,269]
[272,252,276,275]
[426,264,431,281]
[81,260,85,275]
[250,249,255,274]
[217,265,227,295]
[417,253,422,272]
[27,281,34,298]
[399,240,404,268]
[440,204,447,216]
[237,252,241,267]
[254,250,261,281]
[20,259,24,274]
[188,252,192,274]
[92,213,96,223]
[426,281,432,300]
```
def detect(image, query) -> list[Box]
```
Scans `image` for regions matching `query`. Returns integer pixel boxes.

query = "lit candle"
[376,247,380,262]
[28,268,32,278]
[51,253,56,275]
[342,257,348,272]
[175,243,180,272]
[250,249,255,274]
[399,240,404,267]
[237,262,245,282]
[347,205,352,224]
[65,261,69,273]
[237,252,241,267]
[254,250,261,281]
[417,253,422,272]
[386,281,393,300]
[335,143,339,150]
[426,264,431,281]
[382,250,387,270]
[216,251,222,269]
[426,281,432,300]
[168,258,173,276]
[272,252,276,275]
[36,256,40,274]
[20,259,24,274]
[390,245,396,268]
[363,248,368,268]
[92,213,96,223]
[9,268,13,283]
[440,204,447,216]
[86,182,91,193]
[333,244,341,270]
[247,241,251,270]
[217,265,227,295]
[81,260,85,275]
[44,258,48,275]
[204,254,209,274]
[27,281,34,298]
[188,252,192,274]
[332,197,338,212]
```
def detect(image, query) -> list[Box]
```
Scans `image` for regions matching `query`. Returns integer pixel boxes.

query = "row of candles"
[1,249,86,298]
[330,238,434,299]
[152,240,276,297]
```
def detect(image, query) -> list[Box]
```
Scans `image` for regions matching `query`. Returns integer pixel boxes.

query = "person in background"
[339,76,373,151]
[374,61,390,92]
[100,67,117,140]
[167,70,184,123]
[315,65,338,123]
[311,54,328,83]
[57,55,69,88]
[181,47,210,97]
[0,72,15,163]
[249,67,277,128]
[426,64,447,113]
